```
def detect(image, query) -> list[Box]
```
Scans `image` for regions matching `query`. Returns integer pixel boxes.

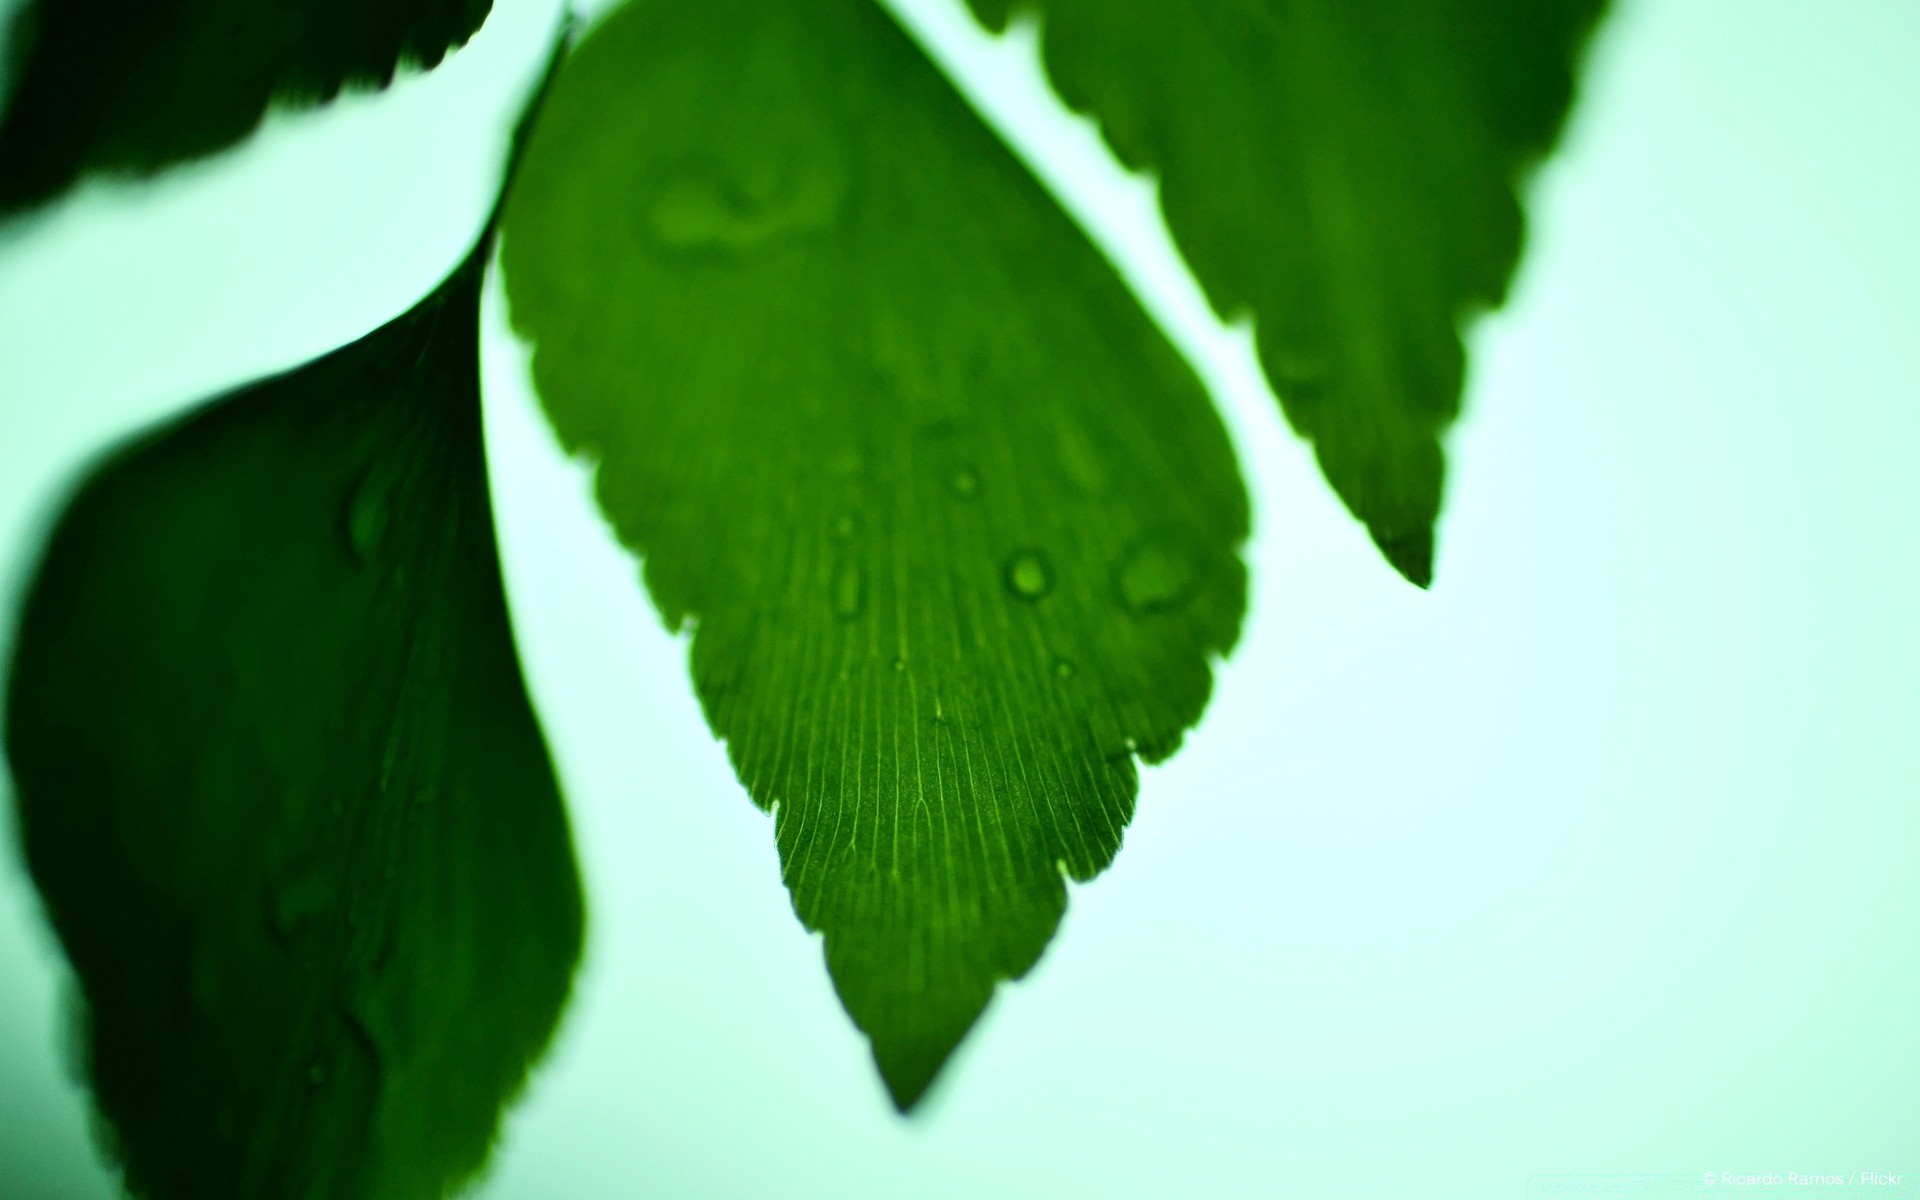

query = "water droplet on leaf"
[832,510,860,540]
[342,469,392,568]
[1003,549,1053,600]
[265,871,337,946]
[827,447,865,479]
[1117,539,1199,614]
[645,153,845,255]
[1054,658,1076,679]
[948,467,979,498]
[1054,422,1110,494]
[832,563,864,619]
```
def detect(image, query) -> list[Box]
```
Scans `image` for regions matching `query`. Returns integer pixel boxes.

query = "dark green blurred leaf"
[967,0,1607,584]
[4,239,582,1198]
[503,0,1247,1109]
[0,0,492,212]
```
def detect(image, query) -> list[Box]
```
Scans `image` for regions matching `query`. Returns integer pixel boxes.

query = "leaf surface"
[4,241,582,1198]
[503,0,1248,1108]
[967,0,1606,583]
[0,0,492,212]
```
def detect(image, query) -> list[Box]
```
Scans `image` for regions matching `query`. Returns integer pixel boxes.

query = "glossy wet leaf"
[4,243,582,1198]
[967,0,1607,584]
[503,0,1248,1108]
[0,0,492,213]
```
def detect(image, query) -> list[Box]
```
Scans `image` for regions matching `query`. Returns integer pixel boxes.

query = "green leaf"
[503,0,1248,1109]
[967,0,1607,584]
[3,239,582,1198]
[0,0,492,212]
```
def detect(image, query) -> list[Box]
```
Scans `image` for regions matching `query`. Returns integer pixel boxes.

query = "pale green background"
[2,1,1916,1197]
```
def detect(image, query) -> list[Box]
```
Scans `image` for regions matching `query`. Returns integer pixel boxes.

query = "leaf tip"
[875,1045,944,1115]
[857,987,987,1115]
[1373,527,1435,589]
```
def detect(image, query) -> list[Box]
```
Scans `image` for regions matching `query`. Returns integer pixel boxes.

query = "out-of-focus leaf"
[0,0,492,213]
[3,237,582,1198]
[503,0,1247,1109]
[967,0,1607,584]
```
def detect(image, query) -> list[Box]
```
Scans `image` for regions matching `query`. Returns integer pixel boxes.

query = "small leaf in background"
[0,0,493,213]
[967,0,1607,584]
[503,0,1248,1109]
[4,243,582,1199]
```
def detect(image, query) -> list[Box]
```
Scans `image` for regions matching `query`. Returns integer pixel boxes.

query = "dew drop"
[307,1059,329,1088]
[1054,658,1077,679]
[827,447,865,479]
[265,871,337,947]
[1054,422,1110,495]
[948,467,979,498]
[341,469,392,568]
[645,154,845,255]
[832,563,864,620]
[1117,539,1200,614]
[1003,548,1053,600]
[832,510,860,540]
